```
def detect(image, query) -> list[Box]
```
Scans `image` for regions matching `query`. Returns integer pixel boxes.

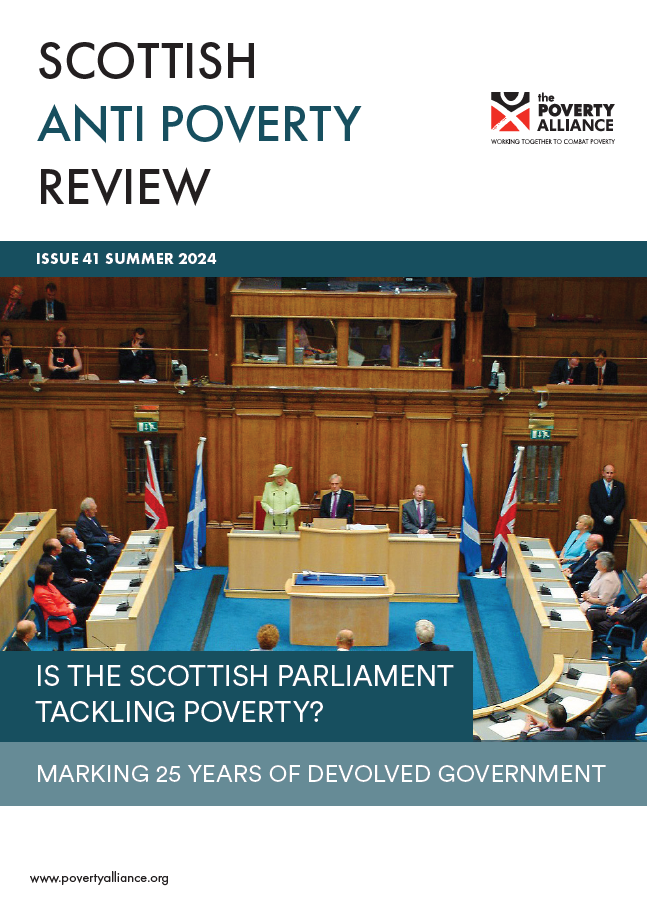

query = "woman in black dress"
[48,327,83,379]
[1,329,24,377]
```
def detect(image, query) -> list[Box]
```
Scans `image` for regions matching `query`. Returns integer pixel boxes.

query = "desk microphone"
[519,541,530,552]
[129,575,142,588]
[548,609,562,621]
[529,563,541,572]
[13,536,26,547]
[91,635,115,650]
[544,691,563,703]
[566,649,582,680]
[540,584,552,596]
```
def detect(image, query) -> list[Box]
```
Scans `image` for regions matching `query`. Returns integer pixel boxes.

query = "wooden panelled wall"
[500,277,647,321]
[2,383,647,571]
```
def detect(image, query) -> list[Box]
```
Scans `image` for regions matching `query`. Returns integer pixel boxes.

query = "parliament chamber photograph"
[2,275,647,740]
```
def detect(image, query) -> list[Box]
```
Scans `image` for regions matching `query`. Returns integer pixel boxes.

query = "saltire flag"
[144,439,168,529]
[460,444,482,575]
[182,436,207,569]
[491,446,524,573]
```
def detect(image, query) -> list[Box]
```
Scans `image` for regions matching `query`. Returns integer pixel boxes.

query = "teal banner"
[1,241,647,275]
[0,740,640,806]
[0,653,472,743]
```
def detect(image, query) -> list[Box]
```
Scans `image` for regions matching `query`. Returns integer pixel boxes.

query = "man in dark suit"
[585,572,647,640]
[41,538,101,607]
[579,670,636,737]
[320,474,354,523]
[631,637,647,703]
[589,464,625,551]
[76,497,123,559]
[402,484,437,534]
[585,348,618,386]
[412,619,449,651]
[59,526,114,582]
[118,328,157,380]
[29,282,67,320]
[0,284,28,320]
[518,703,577,741]
[5,620,37,651]
[548,352,582,385]
[563,534,603,596]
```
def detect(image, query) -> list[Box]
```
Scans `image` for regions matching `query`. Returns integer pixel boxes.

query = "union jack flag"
[144,440,169,529]
[491,446,524,573]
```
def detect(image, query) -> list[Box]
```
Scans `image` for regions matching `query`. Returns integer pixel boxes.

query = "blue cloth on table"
[295,573,385,587]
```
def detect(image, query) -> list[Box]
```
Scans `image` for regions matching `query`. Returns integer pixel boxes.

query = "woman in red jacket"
[33,562,93,646]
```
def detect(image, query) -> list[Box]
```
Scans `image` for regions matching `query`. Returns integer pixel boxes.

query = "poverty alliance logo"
[491,92,530,131]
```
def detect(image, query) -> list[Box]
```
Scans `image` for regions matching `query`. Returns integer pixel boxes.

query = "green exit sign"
[137,420,158,432]
[530,428,551,440]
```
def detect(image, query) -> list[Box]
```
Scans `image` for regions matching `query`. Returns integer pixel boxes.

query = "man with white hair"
[76,498,123,560]
[413,619,449,652]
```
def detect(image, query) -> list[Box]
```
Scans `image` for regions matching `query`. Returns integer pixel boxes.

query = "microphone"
[544,691,563,703]
[91,634,115,650]
[519,541,530,552]
[566,649,581,679]
[13,536,26,547]
[529,563,541,573]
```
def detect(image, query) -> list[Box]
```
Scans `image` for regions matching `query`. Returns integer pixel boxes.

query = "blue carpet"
[149,568,539,710]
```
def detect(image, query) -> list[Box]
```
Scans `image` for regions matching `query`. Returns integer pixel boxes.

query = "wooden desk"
[226,528,460,602]
[228,530,300,596]
[473,656,609,740]
[286,573,395,646]
[626,519,647,589]
[507,535,592,680]
[0,510,57,645]
[388,534,460,601]
[86,527,174,650]
[300,526,389,575]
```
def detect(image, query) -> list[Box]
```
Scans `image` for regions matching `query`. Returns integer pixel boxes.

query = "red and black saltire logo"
[491,92,530,131]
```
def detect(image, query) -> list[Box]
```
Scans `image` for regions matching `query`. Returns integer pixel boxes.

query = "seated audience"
[1,284,28,320]
[48,327,82,379]
[578,551,621,609]
[558,514,593,565]
[413,618,449,652]
[631,637,647,703]
[118,327,157,380]
[1,329,24,377]
[41,538,100,607]
[253,624,280,651]
[320,474,354,523]
[59,526,114,583]
[30,282,67,321]
[585,348,618,386]
[402,485,437,535]
[5,619,37,651]
[518,703,576,741]
[578,670,636,737]
[548,352,582,385]
[76,498,123,560]
[585,572,647,640]
[33,562,93,646]
[563,534,603,597]
[336,629,354,651]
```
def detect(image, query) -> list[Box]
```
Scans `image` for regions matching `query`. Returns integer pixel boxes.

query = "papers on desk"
[576,673,608,692]
[530,549,556,558]
[542,585,577,601]
[555,609,586,622]
[560,695,593,717]
[530,561,561,570]
[139,378,158,384]
[0,536,20,548]
[119,380,136,384]
[348,524,379,531]
[103,578,139,592]
[488,718,527,738]
[9,526,33,533]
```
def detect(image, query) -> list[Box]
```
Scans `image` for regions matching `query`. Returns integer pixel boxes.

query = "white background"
[2,805,637,908]
[3,1,647,240]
